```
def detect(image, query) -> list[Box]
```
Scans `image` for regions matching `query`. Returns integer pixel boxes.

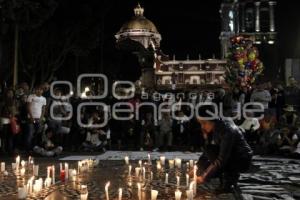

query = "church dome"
[118,4,159,33]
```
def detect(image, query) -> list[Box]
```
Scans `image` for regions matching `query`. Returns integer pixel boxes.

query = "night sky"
[105,0,222,59]
[2,0,300,83]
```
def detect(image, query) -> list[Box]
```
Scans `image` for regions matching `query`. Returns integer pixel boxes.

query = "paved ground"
[0,152,299,200]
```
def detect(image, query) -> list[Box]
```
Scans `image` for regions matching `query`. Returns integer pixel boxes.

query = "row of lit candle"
[124,155,196,169]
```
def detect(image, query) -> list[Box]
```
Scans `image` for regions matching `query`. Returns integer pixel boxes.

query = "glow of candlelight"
[169,160,174,169]
[118,188,122,200]
[165,173,168,184]
[186,174,189,187]
[175,158,181,168]
[175,189,182,200]
[21,160,25,168]
[124,156,129,165]
[105,181,110,200]
[137,183,141,200]
[160,156,165,165]
[151,189,158,200]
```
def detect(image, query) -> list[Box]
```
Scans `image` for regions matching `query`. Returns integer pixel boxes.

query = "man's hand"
[196,176,204,184]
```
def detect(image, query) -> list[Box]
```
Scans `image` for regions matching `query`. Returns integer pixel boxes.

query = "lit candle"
[165,173,169,184]
[135,167,140,177]
[142,167,146,180]
[12,163,16,171]
[193,165,198,180]
[20,168,26,176]
[169,160,174,169]
[124,156,129,165]
[177,176,180,187]
[27,176,34,194]
[33,165,39,176]
[160,156,166,166]
[186,162,189,169]
[138,160,142,168]
[21,160,25,168]
[18,186,27,199]
[128,165,132,176]
[175,158,181,168]
[186,189,193,200]
[47,167,50,178]
[118,188,122,200]
[1,162,5,172]
[156,162,162,170]
[52,165,55,184]
[60,163,62,172]
[64,163,69,181]
[189,181,196,196]
[186,173,189,187]
[60,170,65,182]
[150,171,153,181]
[175,189,182,200]
[80,185,88,200]
[137,183,141,200]
[148,153,152,165]
[78,161,81,174]
[151,189,158,200]
[105,181,110,200]
[44,177,52,187]
[72,169,77,181]
[16,155,20,171]
[189,160,194,168]
[28,156,32,164]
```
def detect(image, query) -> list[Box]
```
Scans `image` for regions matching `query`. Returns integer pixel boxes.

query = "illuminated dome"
[115,4,161,49]
[119,4,158,33]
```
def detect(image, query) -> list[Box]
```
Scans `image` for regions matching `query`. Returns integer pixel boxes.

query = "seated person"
[276,127,299,156]
[239,112,260,146]
[279,105,299,132]
[81,111,107,152]
[33,128,63,157]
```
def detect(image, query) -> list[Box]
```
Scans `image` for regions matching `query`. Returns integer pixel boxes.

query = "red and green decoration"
[225,35,264,88]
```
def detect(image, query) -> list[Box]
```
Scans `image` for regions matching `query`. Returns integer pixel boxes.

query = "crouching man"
[193,105,253,193]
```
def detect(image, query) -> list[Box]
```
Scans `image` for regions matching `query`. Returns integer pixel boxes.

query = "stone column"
[141,68,155,88]
[255,2,261,32]
[269,1,276,32]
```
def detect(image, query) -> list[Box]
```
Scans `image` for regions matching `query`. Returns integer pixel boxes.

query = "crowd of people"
[0,77,300,158]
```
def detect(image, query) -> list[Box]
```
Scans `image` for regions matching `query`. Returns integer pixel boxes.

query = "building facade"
[115,4,226,90]
[220,0,277,58]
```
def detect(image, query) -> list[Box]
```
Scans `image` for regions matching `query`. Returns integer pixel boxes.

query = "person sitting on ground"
[81,111,107,152]
[258,112,279,155]
[279,105,300,131]
[276,127,299,156]
[33,127,63,157]
[239,112,260,148]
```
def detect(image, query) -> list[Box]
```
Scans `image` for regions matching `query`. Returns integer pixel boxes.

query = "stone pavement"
[0,152,299,200]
